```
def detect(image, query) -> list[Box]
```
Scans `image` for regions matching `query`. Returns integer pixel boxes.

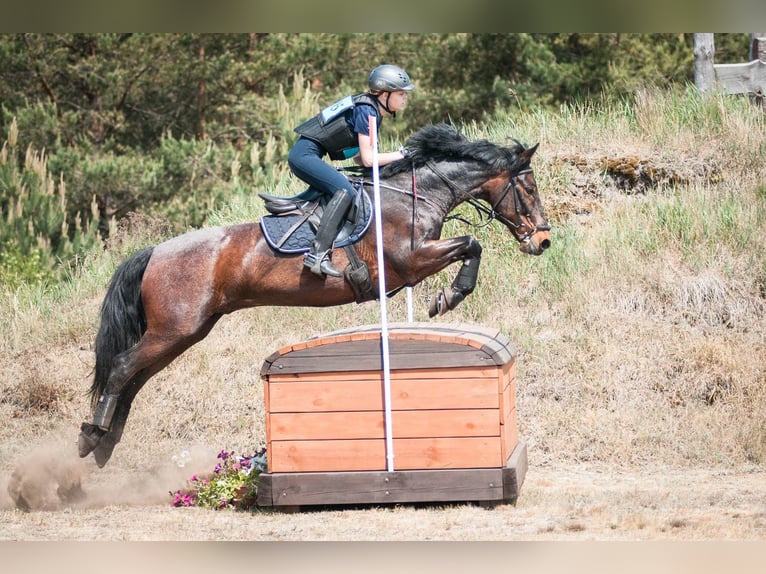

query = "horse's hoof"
[428,291,442,318]
[428,287,464,318]
[77,422,104,458]
[428,288,451,318]
[93,436,117,468]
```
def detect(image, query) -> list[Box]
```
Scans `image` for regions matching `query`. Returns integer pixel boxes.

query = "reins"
[424,160,549,241]
[345,159,549,243]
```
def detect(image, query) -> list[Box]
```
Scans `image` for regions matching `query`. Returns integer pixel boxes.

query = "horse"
[77,123,551,468]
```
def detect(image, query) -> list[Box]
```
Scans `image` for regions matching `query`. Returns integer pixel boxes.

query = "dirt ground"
[2,435,765,541]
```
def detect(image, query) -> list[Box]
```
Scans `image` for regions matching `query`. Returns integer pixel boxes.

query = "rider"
[288,64,415,277]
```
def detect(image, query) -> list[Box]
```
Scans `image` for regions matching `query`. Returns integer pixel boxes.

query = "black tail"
[89,246,155,408]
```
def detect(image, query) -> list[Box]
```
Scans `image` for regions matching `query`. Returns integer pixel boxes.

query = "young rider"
[287,64,415,277]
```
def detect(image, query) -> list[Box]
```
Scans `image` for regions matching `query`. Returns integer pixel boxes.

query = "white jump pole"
[406,286,414,323]
[369,115,395,472]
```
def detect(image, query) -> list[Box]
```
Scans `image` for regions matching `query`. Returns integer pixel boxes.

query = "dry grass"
[1,87,765,539]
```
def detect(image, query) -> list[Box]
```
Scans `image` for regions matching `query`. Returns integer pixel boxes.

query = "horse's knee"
[466,237,483,258]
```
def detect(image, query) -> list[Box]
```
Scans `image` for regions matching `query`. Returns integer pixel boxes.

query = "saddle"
[259,186,372,253]
[258,186,376,302]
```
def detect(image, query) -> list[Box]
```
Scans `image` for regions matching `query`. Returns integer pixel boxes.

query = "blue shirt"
[340,103,380,159]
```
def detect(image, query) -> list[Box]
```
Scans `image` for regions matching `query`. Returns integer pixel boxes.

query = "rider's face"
[384,90,409,113]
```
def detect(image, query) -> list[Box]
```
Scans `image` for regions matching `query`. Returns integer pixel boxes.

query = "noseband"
[426,161,550,243]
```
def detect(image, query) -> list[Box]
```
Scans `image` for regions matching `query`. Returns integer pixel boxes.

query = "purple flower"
[170,490,197,507]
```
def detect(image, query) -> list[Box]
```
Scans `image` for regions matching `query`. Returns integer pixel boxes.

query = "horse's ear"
[520,142,540,161]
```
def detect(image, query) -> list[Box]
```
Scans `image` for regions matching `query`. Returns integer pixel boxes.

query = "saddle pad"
[260,192,373,254]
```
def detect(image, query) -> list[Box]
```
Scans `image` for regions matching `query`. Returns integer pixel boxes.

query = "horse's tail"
[89,246,155,409]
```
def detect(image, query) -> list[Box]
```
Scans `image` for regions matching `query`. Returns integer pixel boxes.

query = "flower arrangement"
[170,448,267,510]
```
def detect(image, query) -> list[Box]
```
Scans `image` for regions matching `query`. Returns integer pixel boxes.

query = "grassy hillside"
[1,85,764,490]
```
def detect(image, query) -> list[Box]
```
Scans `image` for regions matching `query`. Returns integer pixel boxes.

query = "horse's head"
[389,124,551,255]
[484,142,551,255]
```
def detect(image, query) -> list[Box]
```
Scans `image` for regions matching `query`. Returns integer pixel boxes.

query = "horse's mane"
[381,123,530,177]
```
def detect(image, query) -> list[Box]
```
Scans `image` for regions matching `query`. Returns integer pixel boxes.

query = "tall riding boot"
[305,190,353,277]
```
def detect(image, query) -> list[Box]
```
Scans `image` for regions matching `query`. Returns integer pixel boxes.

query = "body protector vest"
[294,93,381,160]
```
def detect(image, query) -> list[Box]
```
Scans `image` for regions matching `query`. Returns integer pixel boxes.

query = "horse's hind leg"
[90,346,191,467]
[79,316,221,466]
[78,346,152,461]
[90,376,147,467]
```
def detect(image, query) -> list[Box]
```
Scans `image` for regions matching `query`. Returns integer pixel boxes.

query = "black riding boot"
[305,190,353,277]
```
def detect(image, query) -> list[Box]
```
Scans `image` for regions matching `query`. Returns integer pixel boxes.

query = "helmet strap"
[378,92,397,119]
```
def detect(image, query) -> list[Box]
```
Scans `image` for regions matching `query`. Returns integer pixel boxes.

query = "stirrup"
[304,251,342,278]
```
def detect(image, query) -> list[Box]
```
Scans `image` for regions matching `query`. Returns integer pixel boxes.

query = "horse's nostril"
[541,239,551,250]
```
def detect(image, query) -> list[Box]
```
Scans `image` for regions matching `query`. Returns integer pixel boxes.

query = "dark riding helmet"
[368,64,415,93]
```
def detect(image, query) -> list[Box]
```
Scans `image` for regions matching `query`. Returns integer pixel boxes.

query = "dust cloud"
[2,430,218,512]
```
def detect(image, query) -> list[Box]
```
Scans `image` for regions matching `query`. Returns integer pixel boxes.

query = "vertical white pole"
[369,115,395,472]
[406,286,414,323]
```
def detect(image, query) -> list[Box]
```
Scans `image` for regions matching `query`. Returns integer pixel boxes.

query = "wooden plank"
[501,356,516,390]
[502,442,528,504]
[267,365,501,383]
[270,411,383,440]
[256,472,273,505]
[269,409,500,441]
[270,439,386,472]
[394,437,501,469]
[714,59,766,94]
[263,341,498,373]
[269,437,501,473]
[501,407,518,464]
[260,323,516,375]
[498,359,517,463]
[269,380,383,412]
[257,443,528,507]
[258,468,505,506]
[393,409,499,439]
[267,376,500,413]
[264,378,272,471]
[501,370,517,424]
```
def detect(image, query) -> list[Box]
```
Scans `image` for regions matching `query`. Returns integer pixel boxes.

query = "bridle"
[424,160,550,243]
[353,158,550,243]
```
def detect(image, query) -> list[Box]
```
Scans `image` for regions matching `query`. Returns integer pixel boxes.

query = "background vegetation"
[0,33,752,285]
[1,36,765,523]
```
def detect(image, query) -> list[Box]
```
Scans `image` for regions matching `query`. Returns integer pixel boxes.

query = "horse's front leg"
[429,248,482,317]
[404,235,483,317]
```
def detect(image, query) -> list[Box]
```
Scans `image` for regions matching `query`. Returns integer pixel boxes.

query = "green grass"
[2,85,766,468]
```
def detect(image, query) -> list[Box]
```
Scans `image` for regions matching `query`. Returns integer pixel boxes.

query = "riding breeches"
[287,137,356,200]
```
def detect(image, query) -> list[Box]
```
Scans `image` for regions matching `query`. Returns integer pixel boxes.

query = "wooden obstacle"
[256,322,527,508]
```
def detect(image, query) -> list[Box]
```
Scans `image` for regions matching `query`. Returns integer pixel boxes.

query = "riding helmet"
[368,65,415,92]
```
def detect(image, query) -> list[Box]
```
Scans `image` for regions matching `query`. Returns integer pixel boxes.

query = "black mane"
[381,123,530,177]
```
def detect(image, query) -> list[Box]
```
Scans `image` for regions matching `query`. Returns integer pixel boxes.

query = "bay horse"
[77,123,551,467]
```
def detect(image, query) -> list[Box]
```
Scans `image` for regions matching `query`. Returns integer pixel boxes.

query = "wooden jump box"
[256,322,527,508]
